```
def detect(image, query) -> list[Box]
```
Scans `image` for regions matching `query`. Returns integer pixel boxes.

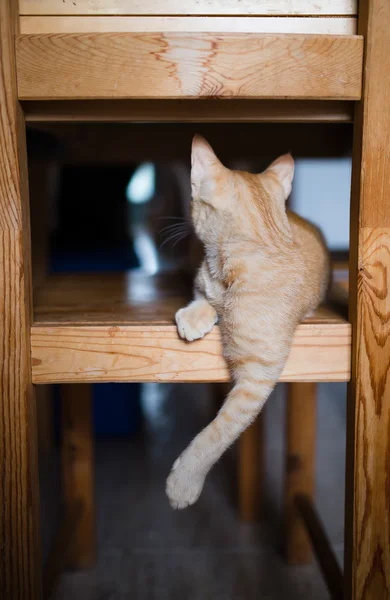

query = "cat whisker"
[161,230,188,246]
[172,233,189,248]
[160,222,189,235]
[160,229,189,249]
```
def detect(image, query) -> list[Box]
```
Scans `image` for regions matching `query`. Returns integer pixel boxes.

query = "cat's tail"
[166,374,280,509]
[205,378,276,462]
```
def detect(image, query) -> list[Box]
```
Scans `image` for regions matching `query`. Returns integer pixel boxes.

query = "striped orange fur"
[166,135,330,509]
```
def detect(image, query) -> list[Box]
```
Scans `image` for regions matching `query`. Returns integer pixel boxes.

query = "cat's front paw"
[175,302,217,342]
[166,456,205,509]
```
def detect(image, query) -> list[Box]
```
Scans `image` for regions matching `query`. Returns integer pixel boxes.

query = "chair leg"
[0,2,42,597]
[238,415,263,521]
[345,1,390,596]
[61,384,96,568]
[285,382,316,564]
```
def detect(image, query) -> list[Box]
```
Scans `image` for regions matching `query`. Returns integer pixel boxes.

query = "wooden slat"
[0,1,42,598]
[23,100,355,123]
[20,16,357,35]
[31,319,351,384]
[345,0,390,598]
[19,0,357,16]
[285,382,316,564]
[31,273,351,384]
[16,33,363,101]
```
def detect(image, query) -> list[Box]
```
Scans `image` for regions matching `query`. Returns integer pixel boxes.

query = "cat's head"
[190,135,294,247]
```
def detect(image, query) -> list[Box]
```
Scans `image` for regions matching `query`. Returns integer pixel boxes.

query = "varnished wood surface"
[62,385,96,569]
[30,319,352,384]
[31,272,351,384]
[345,1,390,598]
[20,16,357,35]
[16,33,363,101]
[285,382,316,565]
[33,272,192,325]
[23,100,354,124]
[0,1,42,598]
[19,0,357,16]
[33,272,347,326]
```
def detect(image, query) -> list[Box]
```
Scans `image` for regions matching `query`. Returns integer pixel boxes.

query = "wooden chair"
[1,2,388,599]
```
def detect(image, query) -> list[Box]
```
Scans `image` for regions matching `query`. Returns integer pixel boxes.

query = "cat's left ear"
[191,135,224,201]
[266,153,295,199]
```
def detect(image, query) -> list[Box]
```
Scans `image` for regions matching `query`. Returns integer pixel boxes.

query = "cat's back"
[287,210,326,252]
[287,209,330,302]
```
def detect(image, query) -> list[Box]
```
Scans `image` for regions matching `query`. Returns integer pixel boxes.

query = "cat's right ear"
[191,135,222,200]
[266,153,295,200]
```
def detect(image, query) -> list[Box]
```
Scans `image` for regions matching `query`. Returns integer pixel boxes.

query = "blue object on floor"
[93,383,141,437]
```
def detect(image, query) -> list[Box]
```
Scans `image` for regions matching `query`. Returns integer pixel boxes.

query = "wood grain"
[238,416,263,521]
[345,1,390,598]
[20,16,357,35]
[18,0,357,16]
[61,385,96,569]
[32,272,349,324]
[30,273,351,384]
[33,272,192,325]
[23,99,355,123]
[285,382,316,564]
[0,1,42,598]
[30,319,351,384]
[15,33,363,101]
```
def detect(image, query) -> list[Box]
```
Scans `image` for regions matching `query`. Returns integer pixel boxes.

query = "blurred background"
[29,122,351,600]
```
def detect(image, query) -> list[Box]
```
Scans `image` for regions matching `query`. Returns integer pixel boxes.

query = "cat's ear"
[191,135,223,200]
[266,153,295,199]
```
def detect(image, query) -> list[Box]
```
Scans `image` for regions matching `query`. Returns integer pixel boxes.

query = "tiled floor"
[41,381,346,600]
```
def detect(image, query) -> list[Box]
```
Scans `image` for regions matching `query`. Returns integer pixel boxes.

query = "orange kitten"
[166,135,330,509]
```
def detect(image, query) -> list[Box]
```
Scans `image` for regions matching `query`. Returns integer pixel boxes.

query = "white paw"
[166,456,205,510]
[175,307,216,342]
